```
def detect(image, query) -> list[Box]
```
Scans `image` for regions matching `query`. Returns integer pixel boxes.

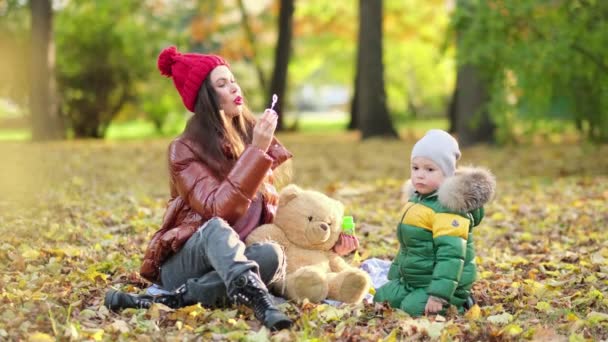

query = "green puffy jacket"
[374,167,495,315]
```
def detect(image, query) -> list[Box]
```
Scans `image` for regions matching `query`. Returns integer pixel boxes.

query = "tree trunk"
[269,0,294,132]
[348,70,359,130]
[29,0,63,140]
[447,84,458,133]
[356,0,397,139]
[450,0,494,146]
[453,64,494,146]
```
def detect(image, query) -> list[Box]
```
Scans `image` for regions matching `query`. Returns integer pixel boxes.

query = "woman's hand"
[424,296,445,315]
[332,233,360,256]
[252,109,278,152]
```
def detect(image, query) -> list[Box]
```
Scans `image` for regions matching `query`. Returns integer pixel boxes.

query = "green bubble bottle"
[342,216,356,235]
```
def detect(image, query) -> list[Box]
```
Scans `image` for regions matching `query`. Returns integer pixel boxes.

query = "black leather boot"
[229,272,293,331]
[104,286,185,311]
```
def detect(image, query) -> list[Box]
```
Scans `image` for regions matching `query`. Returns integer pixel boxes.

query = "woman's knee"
[246,242,283,268]
[245,242,285,284]
[197,217,236,239]
[204,217,231,231]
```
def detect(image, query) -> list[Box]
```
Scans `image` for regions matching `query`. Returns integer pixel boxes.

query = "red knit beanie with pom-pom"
[157,46,229,112]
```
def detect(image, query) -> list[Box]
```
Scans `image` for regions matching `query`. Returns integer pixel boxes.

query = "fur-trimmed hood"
[404,166,496,212]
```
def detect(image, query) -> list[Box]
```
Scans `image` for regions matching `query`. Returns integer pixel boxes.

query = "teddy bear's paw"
[334,271,370,304]
[289,269,328,303]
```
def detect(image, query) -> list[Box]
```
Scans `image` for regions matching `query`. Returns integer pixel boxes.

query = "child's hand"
[424,296,445,315]
[332,233,359,256]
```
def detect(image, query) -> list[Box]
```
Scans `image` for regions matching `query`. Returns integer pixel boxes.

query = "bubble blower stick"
[270,94,278,111]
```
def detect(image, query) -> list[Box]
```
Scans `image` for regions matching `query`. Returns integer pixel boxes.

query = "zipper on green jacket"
[396,201,419,280]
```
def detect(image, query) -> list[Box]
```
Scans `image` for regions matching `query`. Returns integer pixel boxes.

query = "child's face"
[410,157,445,194]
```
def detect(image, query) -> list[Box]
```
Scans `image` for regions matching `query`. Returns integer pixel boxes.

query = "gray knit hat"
[411,129,461,176]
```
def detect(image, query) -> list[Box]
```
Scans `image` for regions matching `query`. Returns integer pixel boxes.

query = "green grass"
[0,115,449,141]
[0,129,30,141]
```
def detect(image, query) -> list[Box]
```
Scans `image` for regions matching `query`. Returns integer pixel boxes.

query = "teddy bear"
[246,184,371,304]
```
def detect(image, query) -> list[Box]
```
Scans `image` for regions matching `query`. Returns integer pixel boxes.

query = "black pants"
[160,218,285,307]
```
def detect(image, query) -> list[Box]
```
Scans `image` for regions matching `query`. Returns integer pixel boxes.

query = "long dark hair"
[181,77,257,178]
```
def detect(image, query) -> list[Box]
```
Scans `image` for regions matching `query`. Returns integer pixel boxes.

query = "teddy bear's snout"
[319,223,329,231]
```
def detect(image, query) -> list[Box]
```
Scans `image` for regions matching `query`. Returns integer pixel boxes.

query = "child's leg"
[451,287,469,309]
[399,288,430,317]
[373,279,409,308]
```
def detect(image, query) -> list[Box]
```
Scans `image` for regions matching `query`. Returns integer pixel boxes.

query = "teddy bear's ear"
[279,184,300,205]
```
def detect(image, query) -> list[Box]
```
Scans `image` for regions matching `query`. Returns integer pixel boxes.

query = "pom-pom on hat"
[157,46,229,112]
[411,129,461,177]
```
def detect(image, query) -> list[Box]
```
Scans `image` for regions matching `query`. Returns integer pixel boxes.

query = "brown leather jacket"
[140,136,292,283]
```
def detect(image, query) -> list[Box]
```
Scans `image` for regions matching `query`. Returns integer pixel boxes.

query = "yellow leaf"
[22,248,41,260]
[487,312,513,325]
[496,262,512,270]
[90,330,104,341]
[511,256,529,265]
[571,200,584,207]
[31,291,47,301]
[585,274,597,283]
[63,247,82,257]
[569,333,586,342]
[587,311,608,325]
[383,328,398,342]
[566,312,579,322]
[480,271,493,279]
[28,332,54,342]
[490,212,505,220]
[535,301,551,312]
[464,304,481,320]
[67,324,78,339]
[588,289,604,300]
[520,232,533,242]
[84,269,107,282]
[353,251,362,264]
[503,324,523,336]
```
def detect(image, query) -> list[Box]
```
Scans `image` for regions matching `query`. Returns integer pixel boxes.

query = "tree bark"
[453,64,494,146]
[348,70,359,130]
[29,0,63,140]
[269,0,294,131]
[448,0,494,146]
[447,83,458,133]
[356,0,397,139]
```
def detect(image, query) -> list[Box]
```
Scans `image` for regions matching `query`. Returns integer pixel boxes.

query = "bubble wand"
[270,94,278,110]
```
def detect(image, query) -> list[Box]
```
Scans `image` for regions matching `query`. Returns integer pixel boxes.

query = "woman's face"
[209,65,243,118]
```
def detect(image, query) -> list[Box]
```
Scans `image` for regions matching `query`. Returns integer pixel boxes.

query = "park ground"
[1,125,607,341]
